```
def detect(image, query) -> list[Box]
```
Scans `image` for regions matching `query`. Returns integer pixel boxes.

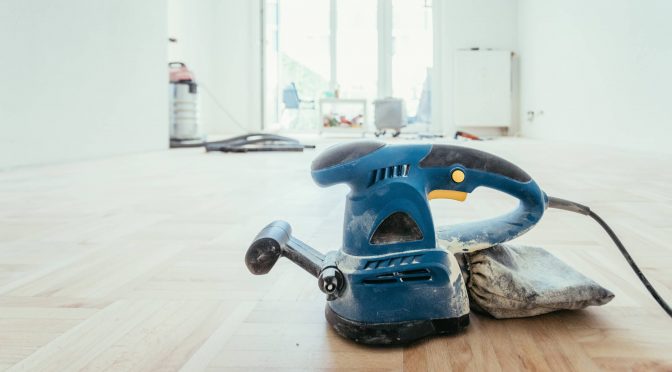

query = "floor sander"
[245,141,671,345]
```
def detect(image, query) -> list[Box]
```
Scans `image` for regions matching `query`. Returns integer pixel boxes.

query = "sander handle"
[245,220,324,278]
[420,145,547,252]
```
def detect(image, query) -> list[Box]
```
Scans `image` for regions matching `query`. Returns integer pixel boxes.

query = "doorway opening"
[263,0,433,132]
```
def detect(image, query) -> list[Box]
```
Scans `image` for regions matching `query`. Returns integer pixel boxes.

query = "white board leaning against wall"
[454,49,512,129]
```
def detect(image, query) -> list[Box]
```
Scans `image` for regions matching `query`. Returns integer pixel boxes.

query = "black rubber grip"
[419,145,531,182]
[311,140,385,171]
[245,221,291,275]
[245,221,326,278]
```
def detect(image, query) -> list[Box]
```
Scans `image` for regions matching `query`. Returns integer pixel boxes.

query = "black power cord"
[547,196,672,318]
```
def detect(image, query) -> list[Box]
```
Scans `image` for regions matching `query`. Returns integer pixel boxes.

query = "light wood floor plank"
[0,138,670,371]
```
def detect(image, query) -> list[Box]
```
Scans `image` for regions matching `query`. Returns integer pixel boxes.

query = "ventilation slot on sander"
[362,268,432,285]
[368,164,410,187]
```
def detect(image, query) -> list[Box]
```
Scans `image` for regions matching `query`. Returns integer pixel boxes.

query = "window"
[263,0,433,130]
[391,0,433,118]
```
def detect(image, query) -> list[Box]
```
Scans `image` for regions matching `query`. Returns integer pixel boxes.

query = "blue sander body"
[245,141,549,344]
[245,140,672,344]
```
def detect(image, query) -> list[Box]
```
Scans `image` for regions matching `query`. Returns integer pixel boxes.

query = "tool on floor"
[169,132,314,152]
[195,76,314,152]
[167,55,313,151]
[169,62,206,148]
[205,133,315,152]
[245,141,671,345]
[454,130,483,141]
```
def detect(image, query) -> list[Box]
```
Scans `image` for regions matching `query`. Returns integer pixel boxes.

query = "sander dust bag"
[455,244,615,319]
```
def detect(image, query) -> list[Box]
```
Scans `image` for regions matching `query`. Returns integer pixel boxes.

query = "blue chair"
[282,83,315,109]
[280,83,315,129]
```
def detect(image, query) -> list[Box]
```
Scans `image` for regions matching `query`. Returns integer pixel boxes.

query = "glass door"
[264,0,330,130]
[335,0,378,101]
[391,0,433,122]
[263,0,433,131]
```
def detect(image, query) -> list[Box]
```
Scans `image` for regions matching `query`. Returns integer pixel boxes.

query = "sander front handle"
[245,221,344,298]
[245,220,324,277]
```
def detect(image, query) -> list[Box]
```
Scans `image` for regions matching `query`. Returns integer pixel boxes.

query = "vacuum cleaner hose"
[547,196,672,318]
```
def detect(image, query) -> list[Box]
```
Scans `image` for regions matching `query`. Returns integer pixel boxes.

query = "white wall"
[166,0,520,137]
[433,0,519,135]
[518,0,672,152]
[167,0,262,135]
[0,0,168,169]
[167,0,519,137]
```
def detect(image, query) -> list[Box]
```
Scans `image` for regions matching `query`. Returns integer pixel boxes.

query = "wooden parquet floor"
[0,138,670,371]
